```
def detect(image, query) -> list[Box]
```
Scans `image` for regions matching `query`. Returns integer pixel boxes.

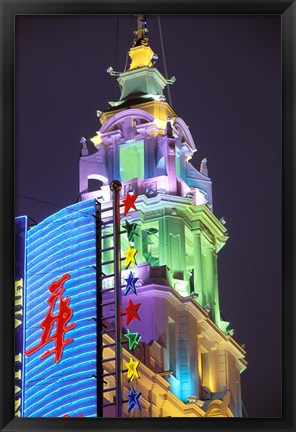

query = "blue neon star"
[127,386,142,412]
[124,271,139,295]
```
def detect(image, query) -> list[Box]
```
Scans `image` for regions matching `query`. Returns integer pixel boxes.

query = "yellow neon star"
[126,357,140,381]
[124,246,138,269]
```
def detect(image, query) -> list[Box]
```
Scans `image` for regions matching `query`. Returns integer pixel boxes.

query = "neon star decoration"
[123,192,138,216]
[126,357,140,381]
[124,220,139,243]
[124,271,139,295]
[124,246,138,269]
[124,329,141,351]
[127,387,142,412]
[125,299,141,325]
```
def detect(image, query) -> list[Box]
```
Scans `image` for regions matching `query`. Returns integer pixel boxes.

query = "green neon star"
[124,220,139,243]
[124,329,141,351]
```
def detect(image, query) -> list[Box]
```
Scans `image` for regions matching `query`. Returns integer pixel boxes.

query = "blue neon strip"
[23,200,97,417]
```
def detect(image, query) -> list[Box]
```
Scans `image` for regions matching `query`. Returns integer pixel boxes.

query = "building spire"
[133,15,149,47]
[128,15,156,70]
[103,15,176,113]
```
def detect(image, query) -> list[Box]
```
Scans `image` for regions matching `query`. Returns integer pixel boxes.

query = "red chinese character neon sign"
[25,273,76,363]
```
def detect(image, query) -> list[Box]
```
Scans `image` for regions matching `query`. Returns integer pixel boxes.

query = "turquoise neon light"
[23,200,97,417]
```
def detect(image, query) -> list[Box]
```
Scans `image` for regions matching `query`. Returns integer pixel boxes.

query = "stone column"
[167,215,186,281]
[192,230,205,305]
[167,137,177,194]
[201,243,220,326]
[179,308,190,401]
[217,348,228,391]
[211,246,221,328]
[144,131,153,179]
[107,145,114,182]
[112,137,119,180]
[157,215,166,267]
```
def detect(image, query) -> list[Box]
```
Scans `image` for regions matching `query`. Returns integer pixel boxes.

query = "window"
[142,222,159,266]
[119,140,144,181]
[201,351,210,389]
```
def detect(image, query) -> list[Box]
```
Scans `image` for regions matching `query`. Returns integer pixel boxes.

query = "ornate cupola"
[79,16,214,213]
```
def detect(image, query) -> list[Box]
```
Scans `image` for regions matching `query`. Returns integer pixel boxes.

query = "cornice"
[129,194,228,250]
[137,284,246,364]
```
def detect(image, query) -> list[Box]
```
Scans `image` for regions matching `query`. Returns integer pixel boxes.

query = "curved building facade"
[23,200,97,417]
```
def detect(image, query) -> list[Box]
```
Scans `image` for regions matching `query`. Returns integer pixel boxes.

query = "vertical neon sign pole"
[110,180,123,417]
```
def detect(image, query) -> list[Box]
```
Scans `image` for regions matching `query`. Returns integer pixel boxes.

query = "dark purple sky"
[15,15,281,418]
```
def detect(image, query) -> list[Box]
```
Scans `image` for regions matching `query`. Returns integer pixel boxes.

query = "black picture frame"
[0,1,295,431]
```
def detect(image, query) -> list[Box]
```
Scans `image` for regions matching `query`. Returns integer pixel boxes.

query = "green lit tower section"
[79,16,246,417]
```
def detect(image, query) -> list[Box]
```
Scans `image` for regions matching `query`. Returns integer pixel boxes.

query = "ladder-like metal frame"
[95,181,123,418]
[111,180,123,418]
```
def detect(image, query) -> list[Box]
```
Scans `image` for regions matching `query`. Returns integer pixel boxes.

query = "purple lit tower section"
[78,16,246,417]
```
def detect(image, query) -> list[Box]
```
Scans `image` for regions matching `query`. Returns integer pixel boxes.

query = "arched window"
[88,178,103,192]
[87,174,108,193]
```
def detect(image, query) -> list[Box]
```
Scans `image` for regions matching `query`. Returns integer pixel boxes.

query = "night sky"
[15,15,281,418]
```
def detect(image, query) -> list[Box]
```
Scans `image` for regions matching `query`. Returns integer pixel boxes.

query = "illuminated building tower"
[78,16,247,417]
[17,16,246,419]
